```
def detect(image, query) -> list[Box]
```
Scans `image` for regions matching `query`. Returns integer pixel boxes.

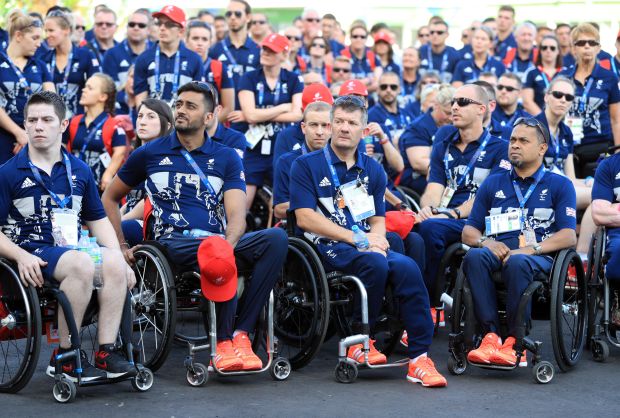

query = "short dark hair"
[177,81,216,113]
[214,15,226,23]
[482,17,495,25]
[498,5,515,16]
[198,9,213,18]
[370,22,388,34]
[231,0,251,15]
[24,91,67,121]
[138,99,174,139]
[555,23,570,31]
[322,13,337,21]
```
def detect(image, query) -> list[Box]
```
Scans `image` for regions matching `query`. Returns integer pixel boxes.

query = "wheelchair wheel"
[433,243,468,308]
[132,245,177,371]
[550,249,588,371]
[395,186,421,212]
[246,185,273,232]
[173,271,210,345]
[586,227,606,345]
[0,260,41,394]
[274,237,330,370]
[450,268,479,352]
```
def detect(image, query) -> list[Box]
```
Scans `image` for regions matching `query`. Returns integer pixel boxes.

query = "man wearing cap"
[418,20,459,84]
[461,117,576,368]
[133,5,204,107]
[103,81,288,372]
[273,83,333,165]
[289,95,447,388]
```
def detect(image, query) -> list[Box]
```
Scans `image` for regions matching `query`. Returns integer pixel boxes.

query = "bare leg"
[246,184,257,211]
[577,205,596,254]
[576,185,592,210]
[53,251,94,349]
[97,248,128,345]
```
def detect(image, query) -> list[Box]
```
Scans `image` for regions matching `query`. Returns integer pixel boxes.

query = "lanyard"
[28,151,73,209]
[612,58,619,78]
[512,167,546,224]
[536,66,553,89]
[578,77,594,114]
[51,49,74,96]
[203,57,212,78]
[2,52,30,90]
[179,148,217,197]
[427,47,448,73]
[258,80,281,107]
[90,38,103,63]
[549,129,561,169]
[221,40,238,66]
[79,117,107,158]
[154,46,181,98]
[322,146,359,227]
[444,131,491,188]
[301,143,308,155]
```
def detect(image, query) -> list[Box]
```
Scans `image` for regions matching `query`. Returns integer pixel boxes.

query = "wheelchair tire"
[550,249,588,372]
[0,260,41,394]
[394,185,421,212]
[246,185,273,232]
[131,245,177,372]
[274,237,330,370]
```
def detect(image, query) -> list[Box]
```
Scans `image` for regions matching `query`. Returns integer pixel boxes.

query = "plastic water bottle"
[89,237,104,290]
[77,230,90,253]
[352,225,370,251]
[183,229,214,238]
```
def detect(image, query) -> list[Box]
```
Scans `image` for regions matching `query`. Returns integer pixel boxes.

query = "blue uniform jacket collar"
[511,163,546,183]
[224,35,256,50]
[15,144,69,170]
[169,130,214,154]
[325,141,366,172]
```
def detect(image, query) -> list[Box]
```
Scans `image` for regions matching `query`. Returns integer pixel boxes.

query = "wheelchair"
[394,185,422,212]
[246,185,274,232]
[447,247,588,384]
[0,258,154,402]
[586,226,620,361]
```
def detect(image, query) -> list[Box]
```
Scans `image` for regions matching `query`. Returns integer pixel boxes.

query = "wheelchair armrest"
[286,210,297,236]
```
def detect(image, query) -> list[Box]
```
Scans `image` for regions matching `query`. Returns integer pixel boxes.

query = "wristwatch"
[452,208,461,219]
[477,236,488,248]
[533,244,543,255]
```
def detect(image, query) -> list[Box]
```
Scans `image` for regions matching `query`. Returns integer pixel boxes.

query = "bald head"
[461,84,489,106]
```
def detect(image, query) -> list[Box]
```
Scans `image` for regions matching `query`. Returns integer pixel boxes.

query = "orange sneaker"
[407,356,447,387]
[488,336,527,367]
[467,332,501,364]
[233,333,263,371]
[347,339,387,365]
[214,340,243,371]
[400,331,408,347]
[431,308,445,327]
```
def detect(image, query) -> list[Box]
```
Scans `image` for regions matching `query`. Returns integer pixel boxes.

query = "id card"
[341,180,375,222]
[485,211,521,235]
[261,139,272,155]
[99,151,111,168]
[51,208,78,248]
[565,116,583,145]
[246,124,267,149]
[523,228,537,247]
[439,187,455,208]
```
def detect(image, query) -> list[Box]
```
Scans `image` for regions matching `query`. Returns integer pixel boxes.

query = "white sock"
[233,330,245,338]
[410,352,427,364]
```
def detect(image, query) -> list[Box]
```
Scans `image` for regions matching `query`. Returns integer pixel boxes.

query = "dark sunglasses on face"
[497,84,519,92]
[379,84,399,91]
[128,22,148,29]
[540,45,557,51]
[513,116,550,144]
[550,90,575,101]
[225,10,243,18]
[430,30,445,35]
[311,43,326,48]
[451,97,483,107]
[75,25,85,30]
[351,34,367,39]
[305,18,320,23]
[574,39,599,47]
[95,21,115,28]
[251,20,266,25]
[421,80,438,86]
[158,20,181,29]
[419,33,430,38]
[333,67,351,73]
[286,35,302,41]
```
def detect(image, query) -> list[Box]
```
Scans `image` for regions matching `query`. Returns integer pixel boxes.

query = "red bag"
[385,210,416,239]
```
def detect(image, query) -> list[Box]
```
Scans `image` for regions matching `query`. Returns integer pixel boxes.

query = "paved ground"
[2,320,619,417]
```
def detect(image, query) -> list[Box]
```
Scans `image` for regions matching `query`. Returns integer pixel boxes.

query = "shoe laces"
[414,356,437,374]
[217,340,236,355]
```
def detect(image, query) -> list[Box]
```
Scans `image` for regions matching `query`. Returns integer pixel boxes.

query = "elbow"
[274,203,288,220]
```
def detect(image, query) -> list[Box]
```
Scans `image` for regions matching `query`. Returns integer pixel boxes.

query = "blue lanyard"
[549,130,561,169]
[203,57,212,77]
[612,58,619,78]
[512,167,546,225]
[427,47,448,73]
[301,143,308,155]
[323,146,341,189]
[578,78,594,114]
[28,151,73,209]
[90,38,103,63]
[2,52,30,90]
[179,147,217,197]
[444,131,491,188]
[154,46,181,98]
[51,49,73,96]
[79,117,107,158]
[537,66,552,89]
[221,40,238,66]
[258,80,281,107]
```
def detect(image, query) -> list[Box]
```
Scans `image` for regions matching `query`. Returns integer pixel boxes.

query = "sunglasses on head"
[513,117,550,143]
[497,84,519,92]
[550,90,575,102]
[574,39,599,47]
[379,84,399,91]
[351,34,367,39]
[225,10,243,18]
[95,21,115,28]
[430,30,445,35]
[333,67,351,73]
[286,35,302,41]
[451,97,483,107]
[251,20,266,25]
[540,45,557,51]
[128,22,148,29]
[334,94,366,108]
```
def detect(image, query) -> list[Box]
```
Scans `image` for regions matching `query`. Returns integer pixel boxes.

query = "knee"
[63,251,95,284]
[262,228,289,255]
[463,248,486,270]
[358,253,389,287]
[417,220,444,244]
[102,249,127,288]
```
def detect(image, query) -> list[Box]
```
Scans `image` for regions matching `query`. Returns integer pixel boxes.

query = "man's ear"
[60,118,70,133]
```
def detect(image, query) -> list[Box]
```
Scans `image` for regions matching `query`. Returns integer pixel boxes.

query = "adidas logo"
[159,157,173,166]
[495,190,506,199]
[615,172,620,180]
[464,67,473,73]
[21,178,36,189]
[120,59,129,67]
[292,143,301,150]
[319,177,331,187]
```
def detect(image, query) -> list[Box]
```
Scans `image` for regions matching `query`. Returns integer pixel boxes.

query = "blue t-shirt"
[534,111,574,174]
[495,33,517,58]
[0,53,52,126]
[102,40,148,114]
[458,45,473,60]
[560,64,620,145]
[116,131,246,239]
[273,122,304,166]
[0,146,105,248]
[133,42,204,103]
[289,144,387,240]
[523,66,561,111]
[212,122,246,160]
[592,152,620,203]
[504,50,536,82]
[237,68,304,156]
[418,44,459,83]
[382,60,401,75]
[492,104,530,139]
[428,129,511,208]
[452,56,506,84]
[41,45,101,117]
[399,110,438,189]
[0,29,8,51]
[273,147,304,206]
[467,165,577,249]
[329,39,345,57]
[400,72,420,106]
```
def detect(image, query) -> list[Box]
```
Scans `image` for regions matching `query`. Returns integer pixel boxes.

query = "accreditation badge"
[341,180,375,222]
[51,208,79,248]
[485,211,521,236]
[439,187,455,209]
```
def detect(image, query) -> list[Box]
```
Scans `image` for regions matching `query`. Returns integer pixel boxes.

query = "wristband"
[379,136,389,145]
[120,242,130,248]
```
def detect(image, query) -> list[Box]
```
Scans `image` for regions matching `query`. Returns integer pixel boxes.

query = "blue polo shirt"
[290,143,387,239]
[0,29,8,51]
[209,36,261,81]
[103,40,148,113]
[368,102,415,142]
[428,129,511,208]
[86,38,119,64]
[459,45,473,60]
[133,42,204,103]
[400,72,420,105]
[559,64,620,146]
[273,147,304,206]
[273,122,304,166]
[523,67,561,110]
[237,68,304,156]
[534,111,574,174]
[492,104,530,139]
[0,146,105,249]
[41,45,100,117]
[418,44,459,83]
[212,122,247,160]
[329,39,345,57]
[63,113,127,185]
[399,110,438,191]
[504,50,536,82]
[382,60,401,75]
[592,153,620,203]
[495,33,517,58]
[116,131,246,239]
[344,46,381,81]
[467,165,576,249]
[452,56,506,84]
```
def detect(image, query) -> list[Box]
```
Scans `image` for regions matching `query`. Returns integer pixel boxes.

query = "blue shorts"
[244,151,273,186]
[27,245,74,283]
[122,219,144,248]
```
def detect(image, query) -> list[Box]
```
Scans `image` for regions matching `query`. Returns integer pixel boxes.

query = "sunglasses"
[351,34,367,39]
[379,84,399,91]
[418,33,430,38]
[95,21,115,28]
[158,20,181,29]
[421,80,438,86]
[451,97,483,107]
[305,18,320,23]
[225,10,243,18]
[550,90,575,102]
[128,22,148,29]
[574,39,599,47]
[311,42,326,48]
[286,35,302,41]
[497,84,519,92]
[334,94,366,108]
[75,25,86,31]
[430,30,446,35]
[251,20,266,25]
[333,67,351,73]
[540,45,557,51]
[513,117,550,143]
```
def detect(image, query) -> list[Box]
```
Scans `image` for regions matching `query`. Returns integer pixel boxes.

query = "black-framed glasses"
[513,117,550,144]
[333,67,351,73]
[550,91,575,102]
[225,10,243,18]
[540,45,557,51]
[334,94,366,108]
[311,42,326,48]
[351,34,367,39]
[379,84,399,91]
[75,25,86,31]
[430,30,445,35]
[574,39,599,47]
[286,35,302,41]
[128,22,148,29]
[251,20,266,25]
[497,84,519,92]
[451,97,483,107]
[95,21,116,28]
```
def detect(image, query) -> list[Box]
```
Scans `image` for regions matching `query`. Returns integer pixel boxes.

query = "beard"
[175,119,203,134]
[509,157,523,168]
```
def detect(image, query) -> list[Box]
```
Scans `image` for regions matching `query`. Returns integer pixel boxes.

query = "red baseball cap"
[302,83,334,110]
[153,5,187,28]
[261,33,290,53]
[373,31,393,45]
[339,79,368,97]
[197,236,238,302]
[385,210,415,239]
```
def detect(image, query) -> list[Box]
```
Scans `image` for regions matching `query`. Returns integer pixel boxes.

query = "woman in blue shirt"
[0,11,54,164]
[523,35,564,115]
[373,31,400,75]
[452,26,505,88]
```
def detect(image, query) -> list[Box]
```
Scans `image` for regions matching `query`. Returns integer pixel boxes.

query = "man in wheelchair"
[289,95,447,388]
[0,91,136,382]
[102,81,288,372]
[461,117,577,367]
